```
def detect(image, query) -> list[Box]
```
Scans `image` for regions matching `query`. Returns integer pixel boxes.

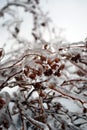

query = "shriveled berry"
[44,69,53,76]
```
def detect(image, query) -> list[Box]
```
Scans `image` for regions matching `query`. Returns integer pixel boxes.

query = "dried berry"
[36,68,42,76]
[15,27,19,33]
[83,107,87,113]
[51,64,58,70]
[41,22,46,27]
[49,84,55,89]
[0,127,2,130]
[24,65,29,76]
[15,75,23,81]
[3,119,9,129]
[71,53,81,62]
[0,48,4,58]
[0,98,6,109]
[55,58,60,63]
[40,56,46,61]
[44,44,48,49]
[34,83,42,89]
[54,69,61,77]
[44,69,53,76]
[47,59,53,65]
[29,73,36,79]
[59,64,65,70]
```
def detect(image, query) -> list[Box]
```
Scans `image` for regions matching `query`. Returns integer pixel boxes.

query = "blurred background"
[0,0,87,48]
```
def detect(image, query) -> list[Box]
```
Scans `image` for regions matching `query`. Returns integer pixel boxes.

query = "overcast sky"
[42,0,87,42]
